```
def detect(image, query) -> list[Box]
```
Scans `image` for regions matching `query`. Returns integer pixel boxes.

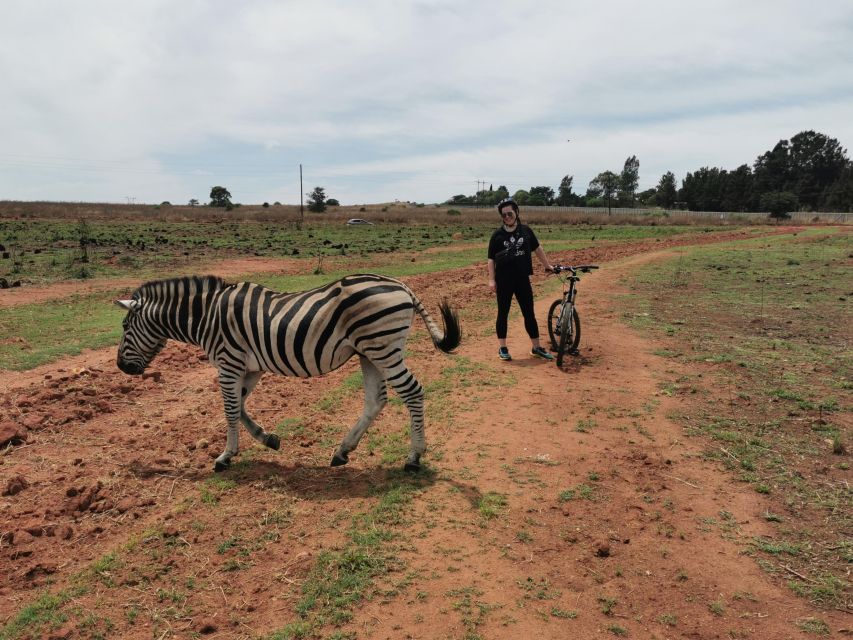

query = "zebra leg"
[331,357,387,467]
[214,369,244,472]
[239,371,280,451]
[384,364,425,472]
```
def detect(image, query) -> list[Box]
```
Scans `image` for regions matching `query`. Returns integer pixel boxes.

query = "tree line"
[204,186,339,212]
[446,131,853,214]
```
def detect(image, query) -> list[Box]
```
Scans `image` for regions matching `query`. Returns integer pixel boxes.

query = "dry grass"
[0,199,789,227]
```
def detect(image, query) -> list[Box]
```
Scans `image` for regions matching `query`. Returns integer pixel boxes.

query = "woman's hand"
[489,279,496,293]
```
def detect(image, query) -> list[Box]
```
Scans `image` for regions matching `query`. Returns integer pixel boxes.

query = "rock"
[57,525,74,540]
[0,421,27,447]
[21,414,46,430]
[115,498,135,513]
[13,529,35,546]
[3,475,29,496]
[594,540,611,558]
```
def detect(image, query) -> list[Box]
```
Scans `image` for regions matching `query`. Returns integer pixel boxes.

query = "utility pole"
[299,164,304,230]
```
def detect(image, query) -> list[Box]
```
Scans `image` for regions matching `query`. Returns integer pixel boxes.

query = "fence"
[459,204,852,224]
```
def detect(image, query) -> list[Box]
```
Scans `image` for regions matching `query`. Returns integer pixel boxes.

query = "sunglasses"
[500,210,516,218]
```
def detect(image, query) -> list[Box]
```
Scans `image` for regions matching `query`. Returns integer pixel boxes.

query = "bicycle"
[546,264,599,367]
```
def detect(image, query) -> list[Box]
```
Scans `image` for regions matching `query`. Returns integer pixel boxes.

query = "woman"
[487,197,555,361]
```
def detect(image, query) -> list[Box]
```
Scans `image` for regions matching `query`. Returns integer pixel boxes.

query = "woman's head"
[497,197,519,224]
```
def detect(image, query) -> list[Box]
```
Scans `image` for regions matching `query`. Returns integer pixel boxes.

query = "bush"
[262,202,270,208]
[327,199,340,206]
[447,209,461,216]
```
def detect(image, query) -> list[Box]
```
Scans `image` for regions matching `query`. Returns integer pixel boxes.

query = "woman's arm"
[534,246,553,272]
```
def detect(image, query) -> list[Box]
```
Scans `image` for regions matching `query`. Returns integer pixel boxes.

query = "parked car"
[346,218,374,225]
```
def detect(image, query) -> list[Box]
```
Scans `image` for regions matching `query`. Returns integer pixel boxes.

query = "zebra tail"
[413,295,461,353]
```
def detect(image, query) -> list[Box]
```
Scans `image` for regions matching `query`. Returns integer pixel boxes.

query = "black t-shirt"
[488,223,540,279]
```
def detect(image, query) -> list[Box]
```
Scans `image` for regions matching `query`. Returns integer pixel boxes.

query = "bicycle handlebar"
[549,264,599,274]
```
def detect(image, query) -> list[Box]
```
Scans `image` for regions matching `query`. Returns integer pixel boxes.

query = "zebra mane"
[133,275,228,300]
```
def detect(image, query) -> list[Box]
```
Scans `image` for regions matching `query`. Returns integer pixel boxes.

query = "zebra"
[115,274,460,472]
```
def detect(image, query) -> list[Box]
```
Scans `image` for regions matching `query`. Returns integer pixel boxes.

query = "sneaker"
[498,347,512,361]
[531,346,555,361]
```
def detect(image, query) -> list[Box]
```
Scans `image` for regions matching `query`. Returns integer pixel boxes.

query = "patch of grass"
[621,229,852,608]
[0,294,125,369]
[0,587,83,639]
[558,483,598,502]
[477,492,508,520]
[598,596,617,615]
[787,573,846,606]
[517,577,561,601]
[752,537,800,556]
[658,613,677,626]
[575,418,597,433]
[550,607,578,619]
[796,617,830,635]
[268,474,425,637]
[708,600,725,616]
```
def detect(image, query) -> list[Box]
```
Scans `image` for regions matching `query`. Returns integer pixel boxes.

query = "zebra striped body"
[116,274,460,471]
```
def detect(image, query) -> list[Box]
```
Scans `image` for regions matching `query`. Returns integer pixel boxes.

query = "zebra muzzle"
[117,359,145,376]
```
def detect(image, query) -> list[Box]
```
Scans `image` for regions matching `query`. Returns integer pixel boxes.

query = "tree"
[326,198,340,206]
[721,164,754,212]
[680,167,725,211]
[618,155,640,206]
[527,186,555,206]
[588,171,618,212]
[209,186,232,208]
[188,198,199,207]
[760,191,798,219]
[656,171,677,208]
[307,186,327,212]
[512,189,531,205]
[555,175,576,206]
[637,188,657,205]
[823,165,853,212]
[788,131,848,209]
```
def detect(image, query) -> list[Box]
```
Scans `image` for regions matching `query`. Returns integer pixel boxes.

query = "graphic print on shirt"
[504,233,525,258]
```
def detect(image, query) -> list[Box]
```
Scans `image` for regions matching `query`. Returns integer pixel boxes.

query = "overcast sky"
[2,1,852,205]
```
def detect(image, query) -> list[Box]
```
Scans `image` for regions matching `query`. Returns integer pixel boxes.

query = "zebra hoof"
[330,452,349,467]
[403,461,421,473]
[265,433,280,450]
[214,459,231,473]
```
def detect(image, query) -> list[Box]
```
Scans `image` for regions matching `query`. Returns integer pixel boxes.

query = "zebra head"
[115,299,167,375]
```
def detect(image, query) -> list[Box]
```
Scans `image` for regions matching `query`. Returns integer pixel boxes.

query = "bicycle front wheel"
[556,306,581,368]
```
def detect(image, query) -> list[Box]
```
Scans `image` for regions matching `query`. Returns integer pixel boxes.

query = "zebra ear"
[115,299,138,311]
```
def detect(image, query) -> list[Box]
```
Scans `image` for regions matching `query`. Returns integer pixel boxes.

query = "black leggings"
[495,276,539,340]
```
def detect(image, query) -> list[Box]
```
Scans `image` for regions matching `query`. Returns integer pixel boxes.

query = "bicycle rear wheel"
[556,306,581,368]
[547,299,562,350]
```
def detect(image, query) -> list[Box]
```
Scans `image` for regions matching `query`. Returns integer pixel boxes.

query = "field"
[0,206,849,639]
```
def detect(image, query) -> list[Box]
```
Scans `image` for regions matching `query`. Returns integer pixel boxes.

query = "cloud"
[1,0,851,203]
